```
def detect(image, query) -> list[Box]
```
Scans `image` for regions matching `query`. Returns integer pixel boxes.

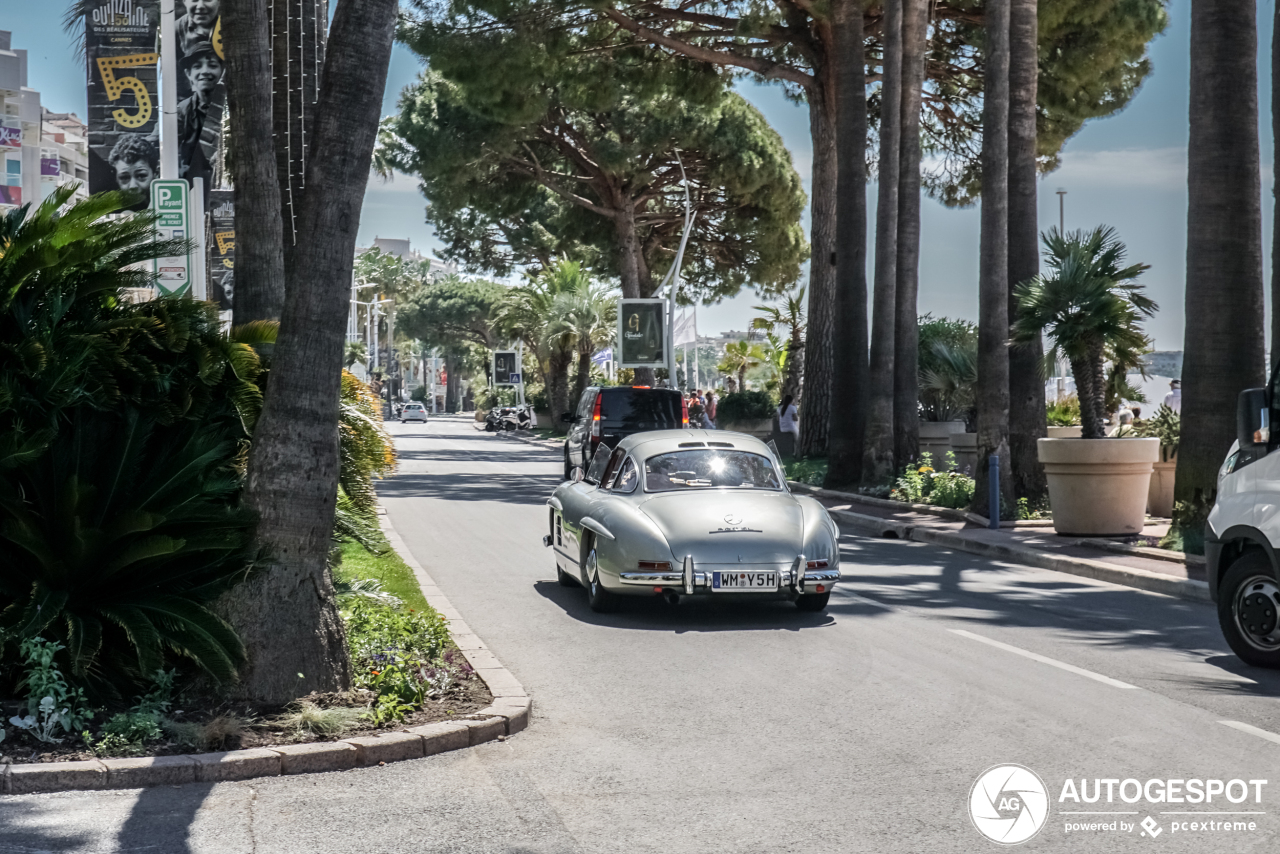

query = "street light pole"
[1056,188,1067,233]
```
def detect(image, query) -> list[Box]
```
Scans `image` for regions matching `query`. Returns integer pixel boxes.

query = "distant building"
[359,236,457,281]
[40,109,90,204]
[0,30,42,210]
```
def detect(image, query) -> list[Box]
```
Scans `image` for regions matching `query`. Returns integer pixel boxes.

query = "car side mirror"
[570,466,585,483]
[1237,387,1270,449]
[561,412,577,423]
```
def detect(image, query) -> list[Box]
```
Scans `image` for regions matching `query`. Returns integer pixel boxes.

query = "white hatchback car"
[401,402,428,423]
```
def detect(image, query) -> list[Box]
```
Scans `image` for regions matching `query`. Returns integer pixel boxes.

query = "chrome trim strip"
[580,516,614,541]
[795,553,806,593]
[619,572,684,585]
[683,555,695,595]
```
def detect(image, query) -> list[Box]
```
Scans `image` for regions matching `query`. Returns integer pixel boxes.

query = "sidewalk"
[790,483,1212,604]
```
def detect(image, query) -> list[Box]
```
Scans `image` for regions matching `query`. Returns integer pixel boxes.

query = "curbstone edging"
[0,507,533,797]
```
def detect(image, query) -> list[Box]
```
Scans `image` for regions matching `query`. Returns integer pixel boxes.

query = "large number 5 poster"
[86,0,160,207]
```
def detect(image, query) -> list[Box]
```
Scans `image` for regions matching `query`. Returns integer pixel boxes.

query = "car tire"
[1218,551,1280,667]
[583,545,616,613]
[484,422,496,432]
[795,592,831,613]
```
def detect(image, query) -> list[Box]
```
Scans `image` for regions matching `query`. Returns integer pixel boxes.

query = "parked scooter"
[500,404,533,432]
[483,408,506,432]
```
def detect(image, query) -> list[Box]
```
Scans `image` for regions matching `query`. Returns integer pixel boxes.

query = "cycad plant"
[336,370,395,549]
[0,188,258,696]
[1011,226,1156,439]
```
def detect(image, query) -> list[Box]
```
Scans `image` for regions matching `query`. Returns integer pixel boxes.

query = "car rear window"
[643,449,782,492]
[598,388,682,428]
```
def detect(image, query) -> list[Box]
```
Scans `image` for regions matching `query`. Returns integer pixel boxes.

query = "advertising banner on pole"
[207,188,234,310]
[617,299,667,368]
[174,3,225,200]
[151,179,191,295]
[493,351,520,385]
[86,0,160,206]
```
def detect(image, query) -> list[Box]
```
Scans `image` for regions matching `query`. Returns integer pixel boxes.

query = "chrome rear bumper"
[616,554,838,595]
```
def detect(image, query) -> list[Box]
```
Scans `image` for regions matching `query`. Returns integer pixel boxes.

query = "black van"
[562,386,686,479]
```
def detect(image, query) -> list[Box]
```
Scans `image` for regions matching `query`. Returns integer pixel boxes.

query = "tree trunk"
[972,0,1014,518]
[799,82,839,459]
[824,0,869,488]
[783,333,804,401]
[574,344,593,404]
[862,0,903,485]
[445,353,460,412]
[615,202,657,387]
[1007,0,1048,503]
[226,0,399,704]
[1069,354,1104,440]
[273,0,327,273]
[225,0,285,327]
[548,352,572,433]
[893,0,927,470]
[1178,0,1267,515]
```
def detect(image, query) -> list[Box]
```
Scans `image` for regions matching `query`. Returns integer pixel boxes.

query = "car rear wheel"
[1219,551,1280,667]
[583,546,616,613]
[795,592,830,612]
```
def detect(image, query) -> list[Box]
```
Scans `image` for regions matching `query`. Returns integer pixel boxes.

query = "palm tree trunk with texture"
[1178,0,1267,517]
[824,0,869,488]
[971,0,1014,518]
[1007,0,1047,503]
[798,86,838,458]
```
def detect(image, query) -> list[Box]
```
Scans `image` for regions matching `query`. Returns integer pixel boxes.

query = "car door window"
[608,457,638,494]
[577,390,597,421]
[585,443,614,484]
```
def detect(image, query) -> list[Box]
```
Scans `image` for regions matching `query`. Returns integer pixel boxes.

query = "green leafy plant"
[917,315,978,423]
[1132,403,1180,460]
[342,598,454,723]
[1046,395,1082,426]
[8,638,95,744]
[890,453,975,510]
[716,390,776,423]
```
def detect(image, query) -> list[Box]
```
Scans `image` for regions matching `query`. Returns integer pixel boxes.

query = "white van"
[1207,384,1280,666]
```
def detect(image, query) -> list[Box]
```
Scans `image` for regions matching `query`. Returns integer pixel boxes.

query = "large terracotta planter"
[1147,448,1177,518]
[919,421,966,465]
[1038,438,1159,536]
[948,431,978,474]
[1047,425,1083,439]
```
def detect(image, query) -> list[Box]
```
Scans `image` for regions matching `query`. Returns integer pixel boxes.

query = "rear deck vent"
[707,442,735,448]
[677,441,707,448]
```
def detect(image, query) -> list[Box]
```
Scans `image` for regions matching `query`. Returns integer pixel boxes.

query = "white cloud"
[1049,146,1187,191]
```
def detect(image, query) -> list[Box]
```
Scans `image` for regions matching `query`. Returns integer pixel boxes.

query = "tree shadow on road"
[833,533,1280,697]
[380,472,558,505]
[533,579,854,633]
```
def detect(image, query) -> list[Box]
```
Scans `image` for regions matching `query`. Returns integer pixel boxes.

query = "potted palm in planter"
[1011,226,1160,536]
[1131,404,1179,517]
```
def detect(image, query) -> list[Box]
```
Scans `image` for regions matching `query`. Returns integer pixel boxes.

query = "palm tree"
[750,286,806,401]
[864,0,904,485]
[824,0,870,487]
[718,340,766,392]
[973,0,1012,517]
[546,282,618,404]
[1179,0,1266,519]
[1011,227,1157,440]
[344,340,368,370]
[1007,0,1048,503]
[893,0,929,471]
[920,339,978,424]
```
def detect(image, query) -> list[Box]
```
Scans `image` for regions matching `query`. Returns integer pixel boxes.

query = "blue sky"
[7,1,1272,348]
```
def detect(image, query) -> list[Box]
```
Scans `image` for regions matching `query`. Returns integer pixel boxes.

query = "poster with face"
[86,0,160,208]
[208,189,234,311]
[174,0,225,202]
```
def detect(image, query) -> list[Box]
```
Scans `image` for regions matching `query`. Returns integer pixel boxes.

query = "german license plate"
[711,571,777,591]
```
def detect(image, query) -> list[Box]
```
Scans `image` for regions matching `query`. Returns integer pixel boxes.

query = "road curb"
[828,507,1212,604]
[1,511,532,797]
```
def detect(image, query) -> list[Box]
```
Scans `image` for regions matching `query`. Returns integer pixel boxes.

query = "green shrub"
[1046,395,1081,426]
[0,189,257,698]
[1132,403,1180,458]
[891,452,975,510]
[8,638,95,744]
[341,597,454,724]
[716,390,776,423]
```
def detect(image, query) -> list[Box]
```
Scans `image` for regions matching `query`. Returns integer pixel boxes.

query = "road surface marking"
[949,629,1140,689]
[1219,720,1280,746]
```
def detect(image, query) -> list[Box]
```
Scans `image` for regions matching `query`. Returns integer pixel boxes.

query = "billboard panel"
[86,0,159,207]
[175,4,225,199]
[208,188,234,310]
[618,299,667,368]
[493,351,520,385]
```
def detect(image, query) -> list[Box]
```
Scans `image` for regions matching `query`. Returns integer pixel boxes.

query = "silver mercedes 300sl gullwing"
[542,429,841,613]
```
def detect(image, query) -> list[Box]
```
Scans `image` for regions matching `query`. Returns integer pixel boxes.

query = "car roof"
[613,429,772,456]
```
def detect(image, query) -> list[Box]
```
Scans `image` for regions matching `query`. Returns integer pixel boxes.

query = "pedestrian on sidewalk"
[705,390,717,427]
[777,394,799,457]
[1163,379,1181,414]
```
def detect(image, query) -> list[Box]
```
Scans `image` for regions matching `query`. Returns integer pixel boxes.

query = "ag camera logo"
[969,764,1050,845]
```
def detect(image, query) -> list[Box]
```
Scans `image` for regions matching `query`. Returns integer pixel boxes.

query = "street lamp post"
[1056,188,1067,233]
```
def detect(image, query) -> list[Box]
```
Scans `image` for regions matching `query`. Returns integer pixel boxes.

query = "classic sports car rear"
[544,430,841,612]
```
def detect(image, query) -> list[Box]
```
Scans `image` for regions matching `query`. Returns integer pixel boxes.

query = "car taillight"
[639,561,671,572]
[591,394,602,444]
[806,560,829,569]
[681,396,689,427]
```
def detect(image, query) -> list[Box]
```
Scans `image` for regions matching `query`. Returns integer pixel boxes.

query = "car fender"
[794,495,840,562]
[1212,524,1280,599]
[589,499,675,586]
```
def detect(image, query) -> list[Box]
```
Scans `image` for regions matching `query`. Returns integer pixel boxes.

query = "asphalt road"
[4,416,1280,853]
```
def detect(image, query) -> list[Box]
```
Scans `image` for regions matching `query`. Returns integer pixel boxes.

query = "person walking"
[777,393,799,457]
[1162,379,1182,414]
[705,390,717,427]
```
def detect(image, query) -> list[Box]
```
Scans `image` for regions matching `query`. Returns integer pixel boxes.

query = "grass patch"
[784,456,828,486]
[334,539,430,611]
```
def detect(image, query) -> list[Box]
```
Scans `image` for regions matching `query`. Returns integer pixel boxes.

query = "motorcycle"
[483,407,506,432]
[499,404,533,432]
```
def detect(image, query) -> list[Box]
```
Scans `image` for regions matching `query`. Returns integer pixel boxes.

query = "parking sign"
[151,179,191,296]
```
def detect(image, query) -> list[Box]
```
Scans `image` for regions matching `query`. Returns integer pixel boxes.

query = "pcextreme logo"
[969,766,1269,845]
